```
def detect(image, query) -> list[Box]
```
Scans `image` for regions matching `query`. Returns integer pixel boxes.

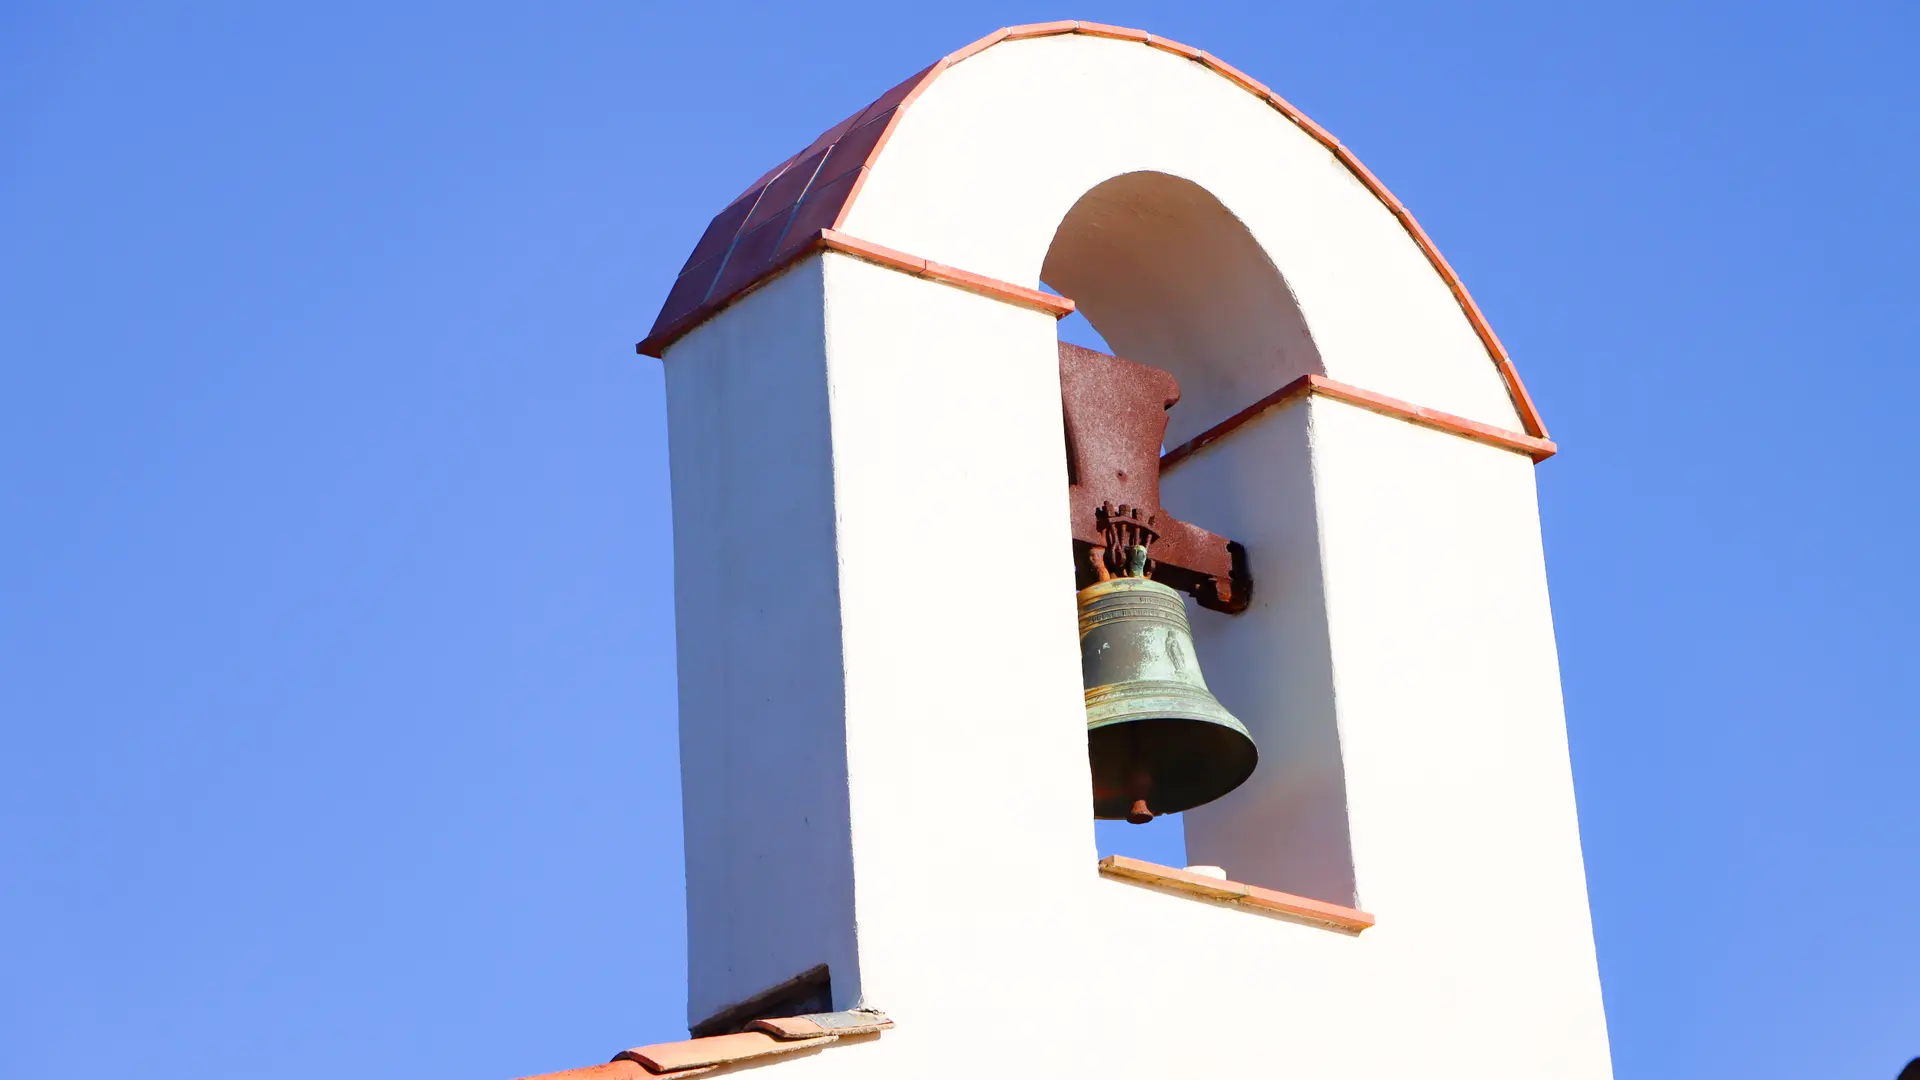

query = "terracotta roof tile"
[657,250,725,326]
[854,61,942,122]
[735,151,801,203]
[813,109,894,191]
[642,71,936,349]
[776,171,862,260]
[708,215,792,300]
[798,111,866,160]
[623,1031,831,1073]
[514,1010,891,1080]
[513,1059,658,1080]
[680,193,760,274]
[742,148,829,232]
[1074,21,1151,43]
[750,1010,894,1040]
[1005,19,1078,41]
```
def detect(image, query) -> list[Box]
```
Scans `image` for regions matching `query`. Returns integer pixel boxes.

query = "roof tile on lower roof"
[513,1009,892,1080]
[514,1060,666,1080]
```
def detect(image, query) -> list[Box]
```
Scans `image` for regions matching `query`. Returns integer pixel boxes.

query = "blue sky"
[3,3,1915,1078]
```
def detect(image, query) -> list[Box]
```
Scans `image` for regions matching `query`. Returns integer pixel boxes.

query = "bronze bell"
[1079,550,1258,824]
[1057,344,1258,825]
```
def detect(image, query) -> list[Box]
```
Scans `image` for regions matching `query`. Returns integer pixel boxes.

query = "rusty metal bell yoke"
[1079,555,1259,824]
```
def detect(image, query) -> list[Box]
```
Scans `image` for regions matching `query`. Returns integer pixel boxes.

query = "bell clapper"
[1127,798,1154,825]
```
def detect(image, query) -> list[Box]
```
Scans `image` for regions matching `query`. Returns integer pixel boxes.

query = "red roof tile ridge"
[620,1030,832,1074]
[513,1010,891,1080]
[639,23,1548,444]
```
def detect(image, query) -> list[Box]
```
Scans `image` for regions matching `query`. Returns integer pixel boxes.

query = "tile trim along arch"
[638,21,1550,445]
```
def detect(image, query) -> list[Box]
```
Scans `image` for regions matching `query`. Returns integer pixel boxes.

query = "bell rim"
[1084,711,1258,748]
[1086,716,1260,818]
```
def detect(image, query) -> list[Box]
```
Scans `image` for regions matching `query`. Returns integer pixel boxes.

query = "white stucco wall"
[1169,398,1357,906]
[819,254,1103,1073]
[662,260,861,1023]
[663,260,1612,1078]
[1306,396,1610,1072]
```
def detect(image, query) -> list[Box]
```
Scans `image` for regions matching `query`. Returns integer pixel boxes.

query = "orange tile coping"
[1159,373,1557,473]
[636,228,1072,357]
[516,1009,891,1080]
[1100,855,1376,932]
[817,229,1075,317]
[641,22,1548,445]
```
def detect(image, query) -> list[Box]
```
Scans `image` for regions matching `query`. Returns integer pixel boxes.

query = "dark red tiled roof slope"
[640,21,1548,443]
[643,63,940,354]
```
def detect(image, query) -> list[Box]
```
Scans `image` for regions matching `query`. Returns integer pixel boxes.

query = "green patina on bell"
[1078,548,1258,823]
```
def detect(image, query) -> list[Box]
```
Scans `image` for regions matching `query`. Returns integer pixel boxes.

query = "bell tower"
[639,22,1612,1080]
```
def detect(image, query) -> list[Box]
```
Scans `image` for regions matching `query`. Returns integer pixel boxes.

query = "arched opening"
[1043,171,1358,906]
[1041,171,1322,446]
